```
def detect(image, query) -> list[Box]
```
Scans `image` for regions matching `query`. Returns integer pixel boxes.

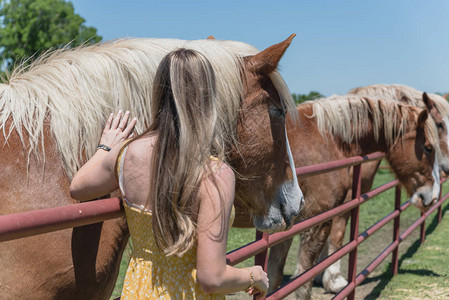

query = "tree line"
[0,0,101,77]
[292,91,324,104]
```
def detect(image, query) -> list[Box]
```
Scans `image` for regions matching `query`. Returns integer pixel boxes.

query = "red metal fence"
[0,151,447,300]
[227,151,448,299]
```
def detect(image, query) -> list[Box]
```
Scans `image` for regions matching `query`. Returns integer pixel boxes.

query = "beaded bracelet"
[97,144,112,152]
[244,268,255,292]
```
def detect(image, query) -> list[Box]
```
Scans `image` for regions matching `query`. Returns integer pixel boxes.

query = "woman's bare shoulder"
[125,135,157,160]
[212,161,235,183]
[201,161,235,203]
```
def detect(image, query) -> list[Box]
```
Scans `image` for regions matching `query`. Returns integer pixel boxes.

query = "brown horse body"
[315,84,449,294]
[0,36,303,299]
[268,95,440,299]
[0,123,129,299]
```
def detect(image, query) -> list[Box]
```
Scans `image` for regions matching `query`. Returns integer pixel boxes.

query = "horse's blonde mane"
[0,38,294,178]
[349,84,449,119]
[307,95,440,154]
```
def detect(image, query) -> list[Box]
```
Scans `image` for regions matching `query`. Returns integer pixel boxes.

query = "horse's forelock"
[269,71,298,121]
[422,110,442,159]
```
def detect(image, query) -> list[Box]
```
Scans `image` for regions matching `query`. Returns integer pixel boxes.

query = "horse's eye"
[436,122,444,130]
[269,107,286,117]
[424,145,434,154]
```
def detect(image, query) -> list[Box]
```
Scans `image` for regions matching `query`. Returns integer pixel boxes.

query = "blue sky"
[71,0,449,96]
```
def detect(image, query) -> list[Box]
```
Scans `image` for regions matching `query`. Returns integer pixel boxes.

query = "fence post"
[391,184,401,275]
[254,230,269,271]
[254,230,269,300]
[420,212,426,244]
[347,164,362,300]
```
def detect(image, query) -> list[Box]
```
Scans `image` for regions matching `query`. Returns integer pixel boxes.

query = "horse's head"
[387,107,440,212]
[229,35,304,232]
[422,92,449,176]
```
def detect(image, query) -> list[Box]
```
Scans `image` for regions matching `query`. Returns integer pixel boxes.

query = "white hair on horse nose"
[432,158,441,201]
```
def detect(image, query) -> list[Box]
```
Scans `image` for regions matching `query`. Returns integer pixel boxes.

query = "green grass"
[375,207,449,299]
[111,240,133,299]
[110,160,449,299]
[340,162,449,299]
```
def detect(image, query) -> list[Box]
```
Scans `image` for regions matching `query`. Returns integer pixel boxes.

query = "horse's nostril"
[279,202,291,229]
[417,194,425,206]
[421,194,433,208]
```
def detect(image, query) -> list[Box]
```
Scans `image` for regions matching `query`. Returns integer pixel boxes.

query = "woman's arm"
[196,163,269,298]
[70,111,137,201]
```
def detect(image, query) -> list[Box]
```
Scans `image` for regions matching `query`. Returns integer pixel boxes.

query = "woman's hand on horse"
[100,111,137,147]
[246,266,269,299]
[70,110,136,201]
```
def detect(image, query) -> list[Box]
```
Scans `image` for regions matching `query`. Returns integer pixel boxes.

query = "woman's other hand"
[246,266,269,299]
[100,110,137,148]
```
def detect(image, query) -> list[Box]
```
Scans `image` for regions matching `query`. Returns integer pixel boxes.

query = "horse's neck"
[298,103,399,158]
[340,133,388,158]
[341,109,412,158]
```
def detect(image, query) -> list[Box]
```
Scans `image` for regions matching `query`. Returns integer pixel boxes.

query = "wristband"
[244,268,255,292]
[97,144,112,152]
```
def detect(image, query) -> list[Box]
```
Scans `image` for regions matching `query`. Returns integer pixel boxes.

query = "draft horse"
[314,84,449,294]
[350,84,449,176]
[267,95,440,299]
[0,35,303,299]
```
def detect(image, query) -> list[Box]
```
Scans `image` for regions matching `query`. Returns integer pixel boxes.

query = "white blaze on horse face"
[443,118,449,164]
[433,117,449,176]
[432,157,441,202]
[275,127,304,224]
[437,117,449,156]
[285,126,304,209]
[411,157,441,208]
[253,127,304,231]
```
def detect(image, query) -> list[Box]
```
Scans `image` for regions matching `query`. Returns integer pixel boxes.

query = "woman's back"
[119,135,157,211]
[119,135,225,299]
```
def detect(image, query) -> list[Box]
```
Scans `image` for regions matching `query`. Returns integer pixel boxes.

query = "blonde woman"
[70,49,268,299]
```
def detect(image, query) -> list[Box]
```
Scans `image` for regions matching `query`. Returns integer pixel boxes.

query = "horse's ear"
[418,109,429,128]
[248,33,296,74]
[422,92,435,111]
[207,36,216,40]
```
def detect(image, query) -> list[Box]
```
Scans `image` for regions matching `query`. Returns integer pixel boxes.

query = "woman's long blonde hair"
[126,49,226,256]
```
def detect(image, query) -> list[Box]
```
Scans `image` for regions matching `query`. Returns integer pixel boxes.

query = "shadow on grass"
[364,201,449,300]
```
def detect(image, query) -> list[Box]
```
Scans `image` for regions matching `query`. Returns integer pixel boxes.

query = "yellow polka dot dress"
[118,149,232,299]
[120,202,226,299]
